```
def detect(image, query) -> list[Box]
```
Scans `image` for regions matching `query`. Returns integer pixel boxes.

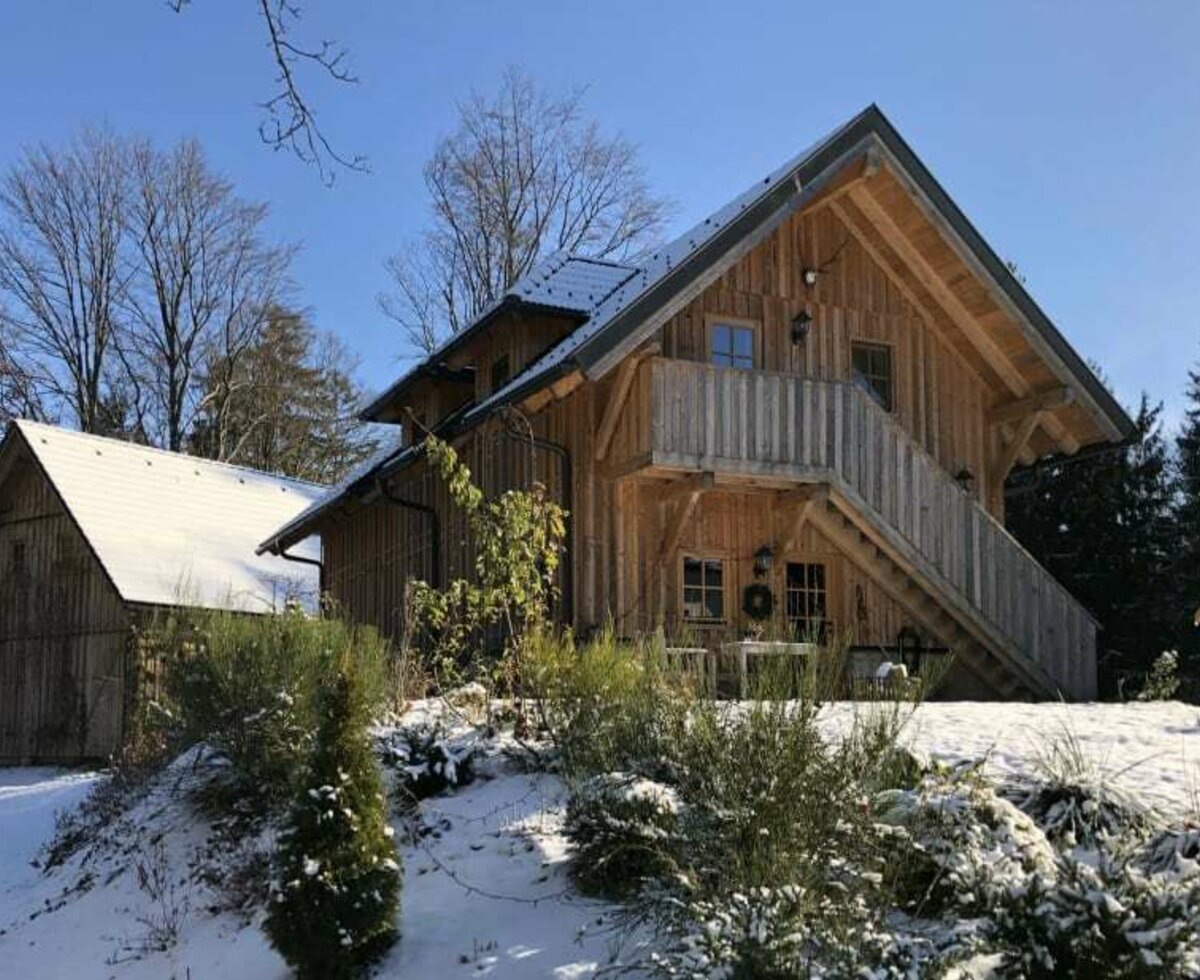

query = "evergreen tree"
[1171,362,1200,691]
[189,307,374,483]
[1006,396,1175,696]
[266,658,400,979]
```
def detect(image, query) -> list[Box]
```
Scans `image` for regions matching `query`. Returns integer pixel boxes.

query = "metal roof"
[8,420,325,611]
[360,253,638,422]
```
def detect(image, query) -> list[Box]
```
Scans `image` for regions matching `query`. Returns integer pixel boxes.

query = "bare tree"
[379,68,672,353]
[123,139,294,450]
[168,0,366,185]
[0,129,130,432]
[0,318,46,424]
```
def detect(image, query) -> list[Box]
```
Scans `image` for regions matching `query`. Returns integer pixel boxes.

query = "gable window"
[710,322,756,370]
[851,341,894,411]
[490,354,511,393]
[682,556,725,622]
[786,561,828,640]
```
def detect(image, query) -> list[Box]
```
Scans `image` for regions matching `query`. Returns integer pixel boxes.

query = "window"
[786,561,828,640]
[682,556,725,622]
[490,354,511,392]
[851,341,894,411]
[710,322,756,370]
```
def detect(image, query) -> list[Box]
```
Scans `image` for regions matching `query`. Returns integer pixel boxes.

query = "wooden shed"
[0,420,324,763]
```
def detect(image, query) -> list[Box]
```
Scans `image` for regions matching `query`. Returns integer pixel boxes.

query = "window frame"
[785,560,829,641]
[850,340,895,413]
[706,315,760,371]
[681,554,727,624]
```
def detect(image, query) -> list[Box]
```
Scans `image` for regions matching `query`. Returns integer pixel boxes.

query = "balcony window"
[786,561,828,640]
[710,322,756,370]
[851,341,894,411]
[682,556,725,622]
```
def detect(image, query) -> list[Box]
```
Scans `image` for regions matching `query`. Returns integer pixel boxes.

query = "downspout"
[375,475,442,590]
[276,544,325,596]
[498,412,574,626]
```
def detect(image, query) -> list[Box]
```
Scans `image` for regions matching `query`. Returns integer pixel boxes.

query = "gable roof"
[2,420,325,612]
[262,105,1136,553]
[360,253,639,422]
[463,105,1133,440]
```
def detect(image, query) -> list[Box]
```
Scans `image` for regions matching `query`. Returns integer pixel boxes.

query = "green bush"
[160,607,391,808]
[265,658,401,980]
[991,853,1200,979]
[524,628,692,778]
[387,724,477,812]
[564,772,683,899]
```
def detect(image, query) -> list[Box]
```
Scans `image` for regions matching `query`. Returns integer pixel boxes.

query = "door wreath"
[742,582,774,621]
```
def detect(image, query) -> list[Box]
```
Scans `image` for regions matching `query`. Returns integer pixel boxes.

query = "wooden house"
[0,420,323,763]
[261,106,1134,700]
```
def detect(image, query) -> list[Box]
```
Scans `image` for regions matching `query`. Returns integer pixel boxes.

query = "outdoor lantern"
[791,310,813,344]
[754,544,774,577]
[954,467,976,493]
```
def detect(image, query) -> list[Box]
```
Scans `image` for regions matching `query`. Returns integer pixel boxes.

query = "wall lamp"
[791,310,813,344]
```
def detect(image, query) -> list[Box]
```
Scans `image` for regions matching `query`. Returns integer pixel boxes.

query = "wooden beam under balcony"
[777,484,829,556]
[658,471,713,561]
[594,343,659,462]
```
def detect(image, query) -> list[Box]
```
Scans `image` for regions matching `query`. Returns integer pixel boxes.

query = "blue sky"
[4,1,1198,429]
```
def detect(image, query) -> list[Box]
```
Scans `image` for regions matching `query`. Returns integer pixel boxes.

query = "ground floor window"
[786,561,828,639]
[682,555,725,622]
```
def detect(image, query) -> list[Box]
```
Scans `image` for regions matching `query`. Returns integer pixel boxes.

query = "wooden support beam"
[778,491,827,557]
[594,344,659,462]
[658,472,713,561]
[989,386,1074,425]
[990,411,1042,491]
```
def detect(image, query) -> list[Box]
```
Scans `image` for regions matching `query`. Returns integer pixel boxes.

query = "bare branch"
[168,0,367,185]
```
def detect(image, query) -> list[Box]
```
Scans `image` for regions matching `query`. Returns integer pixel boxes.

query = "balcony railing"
[644,357,1096,698]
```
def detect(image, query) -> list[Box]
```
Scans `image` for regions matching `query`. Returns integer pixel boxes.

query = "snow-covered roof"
[8,420,325,612]
[259,432,408,557]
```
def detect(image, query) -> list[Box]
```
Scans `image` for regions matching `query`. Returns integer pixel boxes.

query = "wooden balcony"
[638,357,1096,699]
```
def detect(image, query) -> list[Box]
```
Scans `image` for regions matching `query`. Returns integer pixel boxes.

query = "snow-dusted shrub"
[874,765,1057,916]
[162,608,391,810]
[266,661,400,980]
[1138,825,1200,879]
[565,772,683,899]
[1136,651,1182,702]
[648,885,947,980]
[387,725,477,811]
[991,851,1200,979]
[1006,776,1154,848]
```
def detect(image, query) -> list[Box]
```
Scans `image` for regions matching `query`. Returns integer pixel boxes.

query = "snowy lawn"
[1,701,1197,979]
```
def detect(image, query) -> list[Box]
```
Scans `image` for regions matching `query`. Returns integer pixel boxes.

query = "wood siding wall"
[0,452,130,762]
[657,205,996,512]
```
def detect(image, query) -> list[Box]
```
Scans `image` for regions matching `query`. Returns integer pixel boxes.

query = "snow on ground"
[0,701,1197,979]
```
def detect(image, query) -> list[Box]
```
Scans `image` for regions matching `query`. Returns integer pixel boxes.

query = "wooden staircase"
[645,357,1099,700]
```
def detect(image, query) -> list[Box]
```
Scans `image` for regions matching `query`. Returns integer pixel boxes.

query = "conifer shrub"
[265,658,401,980]
[387,724,477,812]
[990,852,1200,979]
[564,772,683,899]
